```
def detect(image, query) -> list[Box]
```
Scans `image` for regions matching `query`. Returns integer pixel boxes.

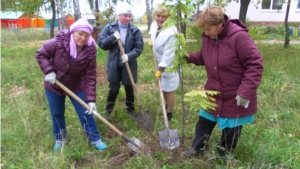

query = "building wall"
[224,0,300,22]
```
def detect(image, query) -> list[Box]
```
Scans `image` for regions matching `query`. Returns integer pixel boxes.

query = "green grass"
[1,28,300,168]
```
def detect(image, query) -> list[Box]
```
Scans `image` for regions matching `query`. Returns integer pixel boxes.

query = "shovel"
[151,47,179,149]
[55,80,151,156]
[116,39,154,131]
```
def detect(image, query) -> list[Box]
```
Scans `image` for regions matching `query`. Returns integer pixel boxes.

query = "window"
[297,0,300,9]
[261,0,283,10]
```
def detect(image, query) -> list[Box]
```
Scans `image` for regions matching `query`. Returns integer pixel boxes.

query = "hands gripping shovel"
[55,80,151,156]
[150,44,180,149]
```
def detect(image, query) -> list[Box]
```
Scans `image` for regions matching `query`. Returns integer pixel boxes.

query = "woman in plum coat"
[36,18,107,151]
[183,6,263,158]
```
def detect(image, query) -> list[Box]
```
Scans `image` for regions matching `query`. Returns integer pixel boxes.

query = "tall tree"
[284,0,291,48]
[56,0,69,29]
[73,0,81,21]
[145,0,152,31]
[239,0,251,24]
[95,0,100,27]
[50,0,56,38]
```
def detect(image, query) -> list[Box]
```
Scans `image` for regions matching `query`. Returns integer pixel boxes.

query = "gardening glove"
[148,39,153,47]
[44,72,56,84]
[208,96,216,103]
[235,94,250,108]
[121,54,128,63]
[113,32,120,40]
[86,102,97,115]
[155,70,162,81]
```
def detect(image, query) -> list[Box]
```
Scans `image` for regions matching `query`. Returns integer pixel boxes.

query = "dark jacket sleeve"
[83,46,97,102]
[235,31,263,99]
[126,28,144,61]
[98,24,119,50]
[36,39,57,74]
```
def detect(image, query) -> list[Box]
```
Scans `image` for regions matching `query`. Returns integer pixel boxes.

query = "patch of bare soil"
[96,64,108,86]
[9,86,29,98]
[103,131,196,168]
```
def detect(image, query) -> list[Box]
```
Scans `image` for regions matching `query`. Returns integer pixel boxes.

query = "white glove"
[86,102,97,115]
[44,72,56,84]
[235,94,250,108]
[114,32,120,40]
[121,54,128,63]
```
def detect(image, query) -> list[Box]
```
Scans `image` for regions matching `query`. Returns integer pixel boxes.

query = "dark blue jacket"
[98,20,144,85]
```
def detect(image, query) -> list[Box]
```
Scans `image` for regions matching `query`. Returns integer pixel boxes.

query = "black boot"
[105,102,114,118]
[167,112,172,121]
[217,126,242,159]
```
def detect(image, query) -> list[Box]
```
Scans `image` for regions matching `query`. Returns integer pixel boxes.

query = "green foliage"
[186,24,203,41]
[95,6,116,29]
[247,23,300,41]
[184,90,219,111]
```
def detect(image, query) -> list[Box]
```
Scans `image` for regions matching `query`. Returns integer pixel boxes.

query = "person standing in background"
[98,2,144,119]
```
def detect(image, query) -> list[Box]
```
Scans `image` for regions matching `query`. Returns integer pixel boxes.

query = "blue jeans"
[45,88,101,144]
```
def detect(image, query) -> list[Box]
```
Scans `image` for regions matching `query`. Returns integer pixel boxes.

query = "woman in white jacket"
[149,5,179,120]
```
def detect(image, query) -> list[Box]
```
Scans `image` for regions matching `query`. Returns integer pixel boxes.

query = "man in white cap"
[98,2,144,119]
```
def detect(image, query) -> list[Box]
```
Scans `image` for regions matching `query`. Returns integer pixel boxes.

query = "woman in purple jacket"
[183,6,263,158]
[36,18,107,151]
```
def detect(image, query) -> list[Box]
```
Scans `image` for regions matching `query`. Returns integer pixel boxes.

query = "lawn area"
[1,28,300,168]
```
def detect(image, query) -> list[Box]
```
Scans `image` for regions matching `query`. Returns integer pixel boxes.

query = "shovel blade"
[135,111,154,131]
[158,128,179,149]
[127,136,151,157]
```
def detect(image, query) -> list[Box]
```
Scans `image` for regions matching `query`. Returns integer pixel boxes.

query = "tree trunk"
[196,4,200,20]
[95,0,100,27]
[284,0,291,48]
[92,0,101,43]
[50,0,56,38]
[239,0,251,24]
[145,0,152,31]
[73,0,81,21]
[56,0,69,29]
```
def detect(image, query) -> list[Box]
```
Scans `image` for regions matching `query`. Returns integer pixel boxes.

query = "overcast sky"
[39,0,164,19]
[80,0,163,17]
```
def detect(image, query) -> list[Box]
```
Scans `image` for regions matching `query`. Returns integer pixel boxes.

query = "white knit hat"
[115,2,132,15]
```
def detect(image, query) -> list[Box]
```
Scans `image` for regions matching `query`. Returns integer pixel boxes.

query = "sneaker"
[53,142,63,151]
[183,148,200,157]
[93,141,107,151]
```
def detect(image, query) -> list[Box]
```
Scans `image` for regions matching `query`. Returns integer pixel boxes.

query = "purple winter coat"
[36,29,97,102]
[186,15,263,118]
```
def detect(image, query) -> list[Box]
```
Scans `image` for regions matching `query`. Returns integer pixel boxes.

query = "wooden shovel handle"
[55,80,124,136]
[151,48,169,128]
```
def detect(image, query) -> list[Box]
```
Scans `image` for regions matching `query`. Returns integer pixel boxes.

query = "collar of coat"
[149,21,177,51]
[110,20,136,31]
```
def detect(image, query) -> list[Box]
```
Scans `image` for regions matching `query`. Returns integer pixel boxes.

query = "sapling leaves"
[184,90,220,111]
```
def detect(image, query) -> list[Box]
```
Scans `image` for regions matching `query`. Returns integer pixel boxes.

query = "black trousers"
[192,116,242,155]
[106,66,134,113]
